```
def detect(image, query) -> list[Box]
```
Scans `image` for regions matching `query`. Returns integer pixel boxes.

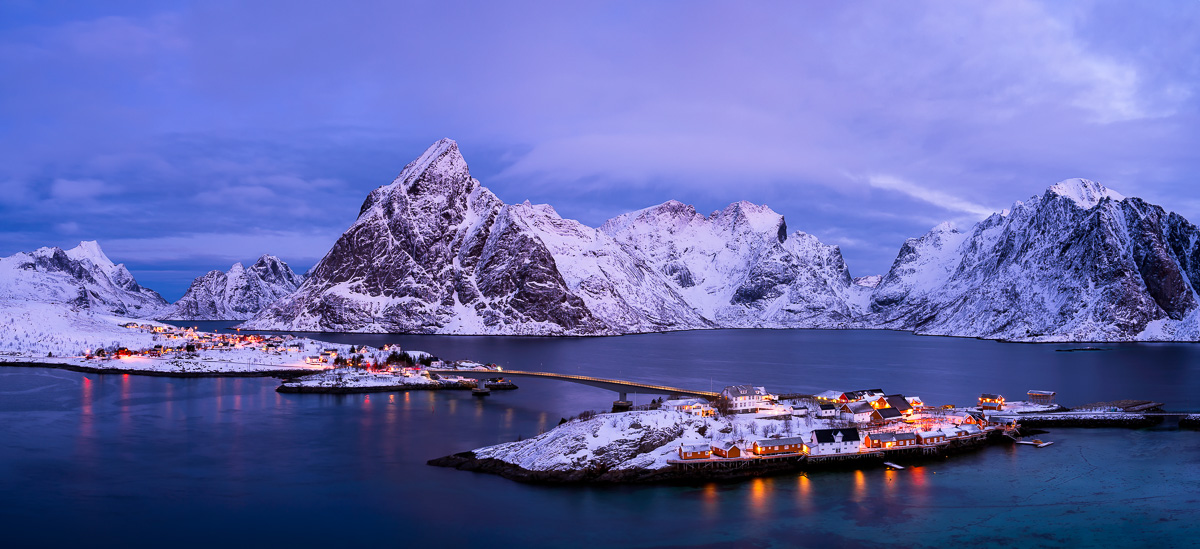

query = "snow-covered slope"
[159,255,303,320]
[242,139,856,335]
[0,241,166,317]
[601,200,859,327]
[870,179,1200,341]
[242,139,607,335]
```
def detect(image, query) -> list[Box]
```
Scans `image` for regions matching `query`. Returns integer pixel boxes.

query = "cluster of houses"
[674,385,1017,462]
[99,324,304,359]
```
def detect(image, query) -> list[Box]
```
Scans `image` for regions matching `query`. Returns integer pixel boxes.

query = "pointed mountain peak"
[1047,178,1125,209]
[395,138,468,192]
[63,240,115,267]
[715,201,786,237]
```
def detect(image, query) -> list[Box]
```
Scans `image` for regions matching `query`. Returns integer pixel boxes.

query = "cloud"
[100,230,339,265]
[867,175,996,217]
[50,178,108,200]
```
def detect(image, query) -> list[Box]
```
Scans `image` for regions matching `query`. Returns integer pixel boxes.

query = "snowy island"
[431,387,1191,484]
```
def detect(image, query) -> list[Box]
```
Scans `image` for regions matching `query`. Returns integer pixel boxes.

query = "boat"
[883,461,905,470]
[471,386,491,396]
[485,377,518,390]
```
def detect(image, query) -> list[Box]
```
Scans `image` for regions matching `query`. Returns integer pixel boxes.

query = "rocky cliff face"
[869,179,1200,341]
[240,140,1200,341]
[159,255,303,320]
[242,139,856,334]
[600,200,858,327]
[0,240,166,316]
[241,139,607,334]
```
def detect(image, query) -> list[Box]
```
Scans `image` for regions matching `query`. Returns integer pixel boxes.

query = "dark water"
[3,329,1199,547]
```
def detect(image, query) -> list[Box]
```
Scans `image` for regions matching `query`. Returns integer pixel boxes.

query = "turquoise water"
[2,329,1198,547]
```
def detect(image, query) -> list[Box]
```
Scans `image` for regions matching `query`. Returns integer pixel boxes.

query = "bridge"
[427,369,719,407]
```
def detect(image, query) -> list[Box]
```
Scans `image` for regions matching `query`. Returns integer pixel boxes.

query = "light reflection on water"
[2,328,1199,547]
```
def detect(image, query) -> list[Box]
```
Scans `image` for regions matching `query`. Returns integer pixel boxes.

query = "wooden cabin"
[916,430,946,444]
[751,436,807,456]
[678,443,711,460]
[870,407,904,425]
[1027,390,1056,405]
[979,393,1005,410]
[711,440,742,459]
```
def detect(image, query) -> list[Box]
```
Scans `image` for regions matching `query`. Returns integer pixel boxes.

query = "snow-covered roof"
[754,436,807,447]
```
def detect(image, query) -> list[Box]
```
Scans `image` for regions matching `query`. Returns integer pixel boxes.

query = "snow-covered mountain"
[159,255,304,320]
[242,139,609,334]
[0,240,166,316]
[242,139,857,334]
[601,200,858,327]
[869,179,1200,341]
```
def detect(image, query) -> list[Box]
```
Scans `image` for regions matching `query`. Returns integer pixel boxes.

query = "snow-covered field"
[0,302,354,375]
[0,301,165,357]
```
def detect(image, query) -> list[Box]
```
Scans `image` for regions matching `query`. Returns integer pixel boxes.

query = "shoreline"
[0,360,314,379]
[428,431,1006,485]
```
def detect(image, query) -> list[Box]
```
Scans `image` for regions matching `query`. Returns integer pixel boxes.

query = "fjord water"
[2,329,1198,547]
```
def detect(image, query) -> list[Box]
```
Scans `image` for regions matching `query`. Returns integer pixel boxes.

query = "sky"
[2,1,1199,300]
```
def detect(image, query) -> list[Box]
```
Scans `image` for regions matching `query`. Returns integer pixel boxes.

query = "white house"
[807,429,862,455]
[662,398,716,417]
[722,385,771,414]
[839,401,875,424]
[816,403,838,418]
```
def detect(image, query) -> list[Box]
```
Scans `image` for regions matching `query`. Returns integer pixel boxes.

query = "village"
[664,385,1063,466]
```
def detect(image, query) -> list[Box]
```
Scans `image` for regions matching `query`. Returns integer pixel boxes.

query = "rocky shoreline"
[276,382,471,394]
[0,360,312,379]
[428,431,1004,485]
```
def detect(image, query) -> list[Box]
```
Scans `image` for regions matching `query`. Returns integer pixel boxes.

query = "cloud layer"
[1,1,1197,299]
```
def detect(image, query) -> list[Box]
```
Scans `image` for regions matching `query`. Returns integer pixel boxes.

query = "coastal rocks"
[160,255,303,320]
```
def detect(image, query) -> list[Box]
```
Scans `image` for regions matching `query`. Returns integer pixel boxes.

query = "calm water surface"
[2,329,1198,547]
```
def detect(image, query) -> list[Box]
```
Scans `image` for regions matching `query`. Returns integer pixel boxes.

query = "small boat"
[1036,441,1054,448]
[883,461,905,470]
[485,377,519,390]
[471,387,491,396]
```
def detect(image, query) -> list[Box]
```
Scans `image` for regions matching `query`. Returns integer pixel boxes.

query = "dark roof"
[723,385,765,397]
[843,389,885,400]
[812,429,861,444]
[884,395,913,412]
[841,401,873,414]
[755,436,807,447]
[893,432,918,441]
[980,393,1004,400]
[874,407,903,419]
[819,404,836,410]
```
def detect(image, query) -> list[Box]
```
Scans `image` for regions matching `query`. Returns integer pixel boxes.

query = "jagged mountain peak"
[1046,178,1125,209]
[161,255,303,321]
[61,240,114,267]
[1,240,166,316]
[358,138,475,219]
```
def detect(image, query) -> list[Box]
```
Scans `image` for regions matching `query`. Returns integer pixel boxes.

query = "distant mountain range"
[157,255,303,321]
[8,138,1200,342]
[0,240,166,317]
